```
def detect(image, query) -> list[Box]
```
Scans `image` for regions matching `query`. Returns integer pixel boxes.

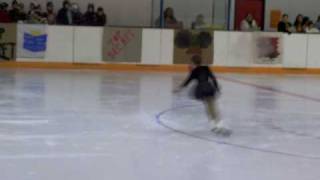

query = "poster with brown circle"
[173,30,213,65]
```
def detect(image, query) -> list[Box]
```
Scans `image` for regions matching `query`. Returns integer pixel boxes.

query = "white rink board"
[45,26,74,62]
[73,27,104,64]
[9,25,320,69]
[214,31,229,66]
[227,32,253,67]
[283,34,308,68]
[306,34,320,68]
[160,29,174,65]
[141,29,161,65]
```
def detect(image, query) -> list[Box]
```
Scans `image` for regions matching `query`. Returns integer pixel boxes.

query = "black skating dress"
[181,66,219,100]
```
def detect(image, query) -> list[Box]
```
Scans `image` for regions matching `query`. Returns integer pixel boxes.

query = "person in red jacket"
[0,3,12,23]
[9,0,20,22]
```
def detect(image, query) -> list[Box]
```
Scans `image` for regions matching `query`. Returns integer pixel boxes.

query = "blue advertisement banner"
[17,25,48,59]
[23,33,47,52]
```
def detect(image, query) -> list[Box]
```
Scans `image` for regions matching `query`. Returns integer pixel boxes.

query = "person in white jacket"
[240,14,259,31]
[305,21,319,33]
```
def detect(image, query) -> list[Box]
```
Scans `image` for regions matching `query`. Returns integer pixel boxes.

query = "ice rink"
[0,68,320,180]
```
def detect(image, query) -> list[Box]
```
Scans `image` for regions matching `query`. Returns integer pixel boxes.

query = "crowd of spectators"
[2,1,320,33]
[278,14,320,33]
[238,13,320,33]
[0,0,107,26]
[156,7,210,30]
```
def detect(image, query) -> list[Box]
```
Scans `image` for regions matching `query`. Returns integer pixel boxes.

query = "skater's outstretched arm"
[173,71,195,93]
[181,72,195,88]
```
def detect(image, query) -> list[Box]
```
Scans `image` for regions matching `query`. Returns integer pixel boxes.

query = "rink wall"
[1,24,320,73]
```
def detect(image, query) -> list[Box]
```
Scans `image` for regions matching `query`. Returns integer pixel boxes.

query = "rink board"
[0,24,319,72]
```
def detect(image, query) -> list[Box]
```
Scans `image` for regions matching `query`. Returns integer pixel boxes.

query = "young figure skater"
[175,55,230,135]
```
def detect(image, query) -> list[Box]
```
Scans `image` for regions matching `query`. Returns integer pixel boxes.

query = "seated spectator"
[0,3,11,23]
[294,14,304,33]
[28,3,46,24]
[9,0,20,22]
[43,2,56,25]
[191,14,208,30]
[56,1,72,25]
[315,15,320,30]
[27,2,34,14]
[71,3,82,25]
[302,16,310,32]
[96,7,106,26]
[156,7,182,29]
[17,3,27,22]
[240,13,259,31]
[9,2,27,23]
[305,21,319,33]
[277,14,292,33]
[82,4,96,26]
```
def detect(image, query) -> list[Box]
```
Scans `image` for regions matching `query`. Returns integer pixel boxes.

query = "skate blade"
[211,128,232,137]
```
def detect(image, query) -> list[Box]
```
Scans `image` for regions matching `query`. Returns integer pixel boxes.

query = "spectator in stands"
[82,4,96,26]
[27,2,35,15]
[315,15,320,30]
[294,14,304,33]
[17,3,27,22]
[240,13,259,31]
[302,16,310,32]
[27,2,35,20]
[28,3,46,24]
[158,7,182,29]
[165,7,182,28]
[9,0,20,22]
[8,1,26,23]
[56,0,72,25]
[96,7,106,26]
[305,21,319,33]
[0,3,11,23]
[191,14,207,30]
[71,3,82,25]
[277,14,292,33]
[43,2,56,25]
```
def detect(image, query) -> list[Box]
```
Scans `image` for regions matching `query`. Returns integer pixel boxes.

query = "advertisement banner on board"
[173,30,213,64]
[103,27,142,62]
[17,24,48,59]
[253,32,283,64]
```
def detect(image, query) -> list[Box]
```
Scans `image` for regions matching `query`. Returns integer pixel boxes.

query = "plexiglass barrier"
[151,0,229,29]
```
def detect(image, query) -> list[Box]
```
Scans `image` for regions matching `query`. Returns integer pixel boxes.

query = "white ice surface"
[0,69,320,180]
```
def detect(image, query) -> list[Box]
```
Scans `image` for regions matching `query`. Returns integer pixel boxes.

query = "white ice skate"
[211,121,232,137]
